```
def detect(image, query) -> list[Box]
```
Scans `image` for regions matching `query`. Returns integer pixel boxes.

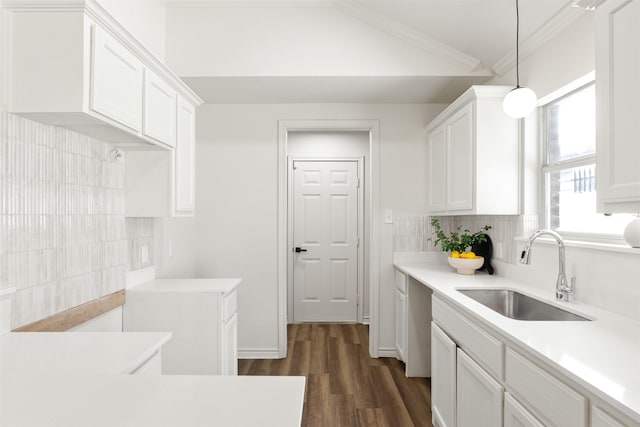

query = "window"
[542,81,633,240]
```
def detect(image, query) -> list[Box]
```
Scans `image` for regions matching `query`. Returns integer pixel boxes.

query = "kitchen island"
[0,329,305,426]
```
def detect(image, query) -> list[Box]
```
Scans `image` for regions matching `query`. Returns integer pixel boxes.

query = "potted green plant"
[430,218,491,274]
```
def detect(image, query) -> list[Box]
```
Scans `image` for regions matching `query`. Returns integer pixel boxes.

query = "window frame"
[539,79,627,245]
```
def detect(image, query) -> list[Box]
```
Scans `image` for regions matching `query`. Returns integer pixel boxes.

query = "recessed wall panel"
[330,194,348,245]
[329,258,348,301]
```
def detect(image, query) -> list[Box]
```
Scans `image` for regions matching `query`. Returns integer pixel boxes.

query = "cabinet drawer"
[506,348,587,427]
[223,290,237,323]
[591,406,626,427]
[433,296,503,379]
[504,392,544,427]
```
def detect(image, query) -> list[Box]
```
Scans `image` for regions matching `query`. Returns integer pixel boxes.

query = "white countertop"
[1,374,306,427]
[128,278,241,293]
[1,332,171,375]
[394,260,640,423]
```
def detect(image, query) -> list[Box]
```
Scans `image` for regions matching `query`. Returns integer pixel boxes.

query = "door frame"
[277,120,380,358]
[288,157,365,324]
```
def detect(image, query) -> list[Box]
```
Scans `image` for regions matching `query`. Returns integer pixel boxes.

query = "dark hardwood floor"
[239,323,433,427]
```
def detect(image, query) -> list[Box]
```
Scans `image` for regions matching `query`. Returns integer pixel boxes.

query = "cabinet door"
[596,0,640,213]
[221,313,238,376]
[504,392,544,427]
[428,125,447,213]
[457,348,503,427]
[395,288,406,361]
[446,103,474,212]
[90,25,143,131]
[591,406,626,427]
[143,68,177,147]
[431,322,457,427]
[174,97,196,214]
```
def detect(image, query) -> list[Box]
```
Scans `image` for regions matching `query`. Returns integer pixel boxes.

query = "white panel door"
[428,125,447,213]
[143,68,177,146]
[90,25,143,131]
[446,103,474,212]
[221,313,238,376]
[431,322,457,427]
[457,348,503,427]
[596,0,640,212]
[394,288,406,361]
[174,97,196,214]
[293,161,359,322]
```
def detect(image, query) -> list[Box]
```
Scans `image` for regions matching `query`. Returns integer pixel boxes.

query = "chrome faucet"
[520,230,575,301]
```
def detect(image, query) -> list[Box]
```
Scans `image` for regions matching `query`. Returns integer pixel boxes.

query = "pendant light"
[503,0,537,119]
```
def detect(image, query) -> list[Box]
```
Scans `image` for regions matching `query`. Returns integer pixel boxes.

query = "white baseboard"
[377,348,398,358]
[361,316,370,325]
[238,348,282,359]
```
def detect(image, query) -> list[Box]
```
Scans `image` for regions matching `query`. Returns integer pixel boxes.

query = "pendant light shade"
[503,0,537,119]
[503,86,537,118]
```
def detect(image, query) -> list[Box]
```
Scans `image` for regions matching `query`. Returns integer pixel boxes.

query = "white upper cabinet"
[91,24,144,133]
[446,104,474,212]
[5,0,201,149]
[143,69,178,147]
[428,126,447,212]
[174,97,196,214]
[426,86,519,216]
[596,0,640,213]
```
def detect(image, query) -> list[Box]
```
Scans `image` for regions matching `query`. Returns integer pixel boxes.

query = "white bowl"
[447,256,484,275]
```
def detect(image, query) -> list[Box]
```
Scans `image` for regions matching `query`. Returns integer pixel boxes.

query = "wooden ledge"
[13,290,126,332]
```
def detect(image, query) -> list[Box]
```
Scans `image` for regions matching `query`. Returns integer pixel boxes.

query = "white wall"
[97,0,166,61]
[480,12,640,321]
[189,103,441,356]
[165,4,475,77]
[491,13,595,102]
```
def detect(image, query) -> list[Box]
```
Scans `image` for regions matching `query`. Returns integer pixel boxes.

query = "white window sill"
[514,236,640,255]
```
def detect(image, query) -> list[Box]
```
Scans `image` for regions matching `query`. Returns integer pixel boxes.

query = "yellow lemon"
[451,251,460,258]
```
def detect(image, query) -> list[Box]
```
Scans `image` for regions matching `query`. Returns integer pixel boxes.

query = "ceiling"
[165,0,584,104]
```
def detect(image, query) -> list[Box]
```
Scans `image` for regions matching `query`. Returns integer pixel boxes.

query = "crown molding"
[333,0,484,73]
[162,0,333,8]
[492,3,588,77]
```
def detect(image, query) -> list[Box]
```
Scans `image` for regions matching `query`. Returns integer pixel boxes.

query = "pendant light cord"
[515,0,521,88]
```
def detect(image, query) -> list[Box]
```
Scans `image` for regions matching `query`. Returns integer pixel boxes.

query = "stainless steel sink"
[457,289,590,321]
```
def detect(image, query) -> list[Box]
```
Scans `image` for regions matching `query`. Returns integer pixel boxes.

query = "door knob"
[294,247,307,253]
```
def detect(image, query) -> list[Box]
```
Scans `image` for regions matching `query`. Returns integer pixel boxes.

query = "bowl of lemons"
[448,251,484,275]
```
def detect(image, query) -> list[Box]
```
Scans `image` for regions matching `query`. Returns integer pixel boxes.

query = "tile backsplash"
[0,113,128,328]
[126,217,154,271]
[393,214,540,264]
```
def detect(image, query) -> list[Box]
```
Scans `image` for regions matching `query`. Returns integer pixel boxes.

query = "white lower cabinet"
[123,279,240,375]
[431,322,457,427]
[432,295,595,427]
[395,288,407,362]
[506,348,587,427]
[504,392,544,427]
[431,320,503,427]
[457,348,503,427]
[221,313,238,376]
